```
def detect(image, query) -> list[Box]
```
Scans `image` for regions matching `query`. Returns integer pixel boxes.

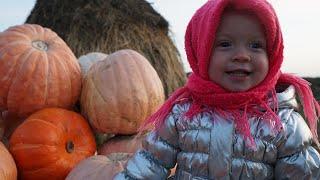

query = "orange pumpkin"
[9,108,96,180]
[81,49,165,135]
[0,24,81,117]
[66,154,132,180]
[0,142,17,180]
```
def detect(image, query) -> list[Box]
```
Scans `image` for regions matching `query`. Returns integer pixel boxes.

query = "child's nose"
[232,47,251,62]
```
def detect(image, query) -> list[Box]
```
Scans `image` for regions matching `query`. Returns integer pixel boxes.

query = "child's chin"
[223,85,252,92]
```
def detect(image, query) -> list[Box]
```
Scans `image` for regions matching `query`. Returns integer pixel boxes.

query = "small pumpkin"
[98,134,176,177]
[78,52,107,78]
[0,24,81,117]
[0,142,17,180]
[97,134,145,155]
[66,154,131,180]
[81,49,165,135]
[9,108,96,180]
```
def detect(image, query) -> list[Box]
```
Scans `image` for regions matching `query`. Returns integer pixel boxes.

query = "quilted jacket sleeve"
[113,110,180,180]
[275,110,320,180]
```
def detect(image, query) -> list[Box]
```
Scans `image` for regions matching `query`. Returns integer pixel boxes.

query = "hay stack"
[26,0,186,97]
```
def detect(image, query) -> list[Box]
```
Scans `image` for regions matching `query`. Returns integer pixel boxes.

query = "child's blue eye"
[218,41,231,47]
[249,42,263,49]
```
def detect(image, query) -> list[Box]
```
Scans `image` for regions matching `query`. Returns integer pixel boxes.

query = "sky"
[1,0,320,77]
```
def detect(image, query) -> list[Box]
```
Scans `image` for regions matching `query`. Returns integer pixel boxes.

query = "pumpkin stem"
[32,40,48,51]
[66,141,74,153]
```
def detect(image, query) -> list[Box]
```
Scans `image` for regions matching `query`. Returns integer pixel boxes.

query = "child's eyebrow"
[250,37,267,43]
[216,32,266,40]
[214,33,232,39]
[215,31,231,36]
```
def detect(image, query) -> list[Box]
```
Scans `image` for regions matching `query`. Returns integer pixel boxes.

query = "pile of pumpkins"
[0,24,168,179]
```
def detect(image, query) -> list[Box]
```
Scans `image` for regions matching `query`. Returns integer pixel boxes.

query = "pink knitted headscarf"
[143,0,320,147]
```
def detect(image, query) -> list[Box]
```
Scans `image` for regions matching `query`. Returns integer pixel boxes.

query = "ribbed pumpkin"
[78,52,107,78]
[9,108,96,180]
[81,49,165,134]
[66,154,131,180]
[0,142,17,180]
[0,24,81,117]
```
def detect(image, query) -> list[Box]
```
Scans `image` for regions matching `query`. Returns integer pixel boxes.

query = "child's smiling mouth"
[226,69,252,78]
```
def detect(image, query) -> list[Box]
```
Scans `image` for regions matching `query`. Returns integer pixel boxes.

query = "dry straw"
[26,0,187,97]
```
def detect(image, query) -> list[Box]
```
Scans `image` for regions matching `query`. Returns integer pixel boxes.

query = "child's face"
[209,11,268,92]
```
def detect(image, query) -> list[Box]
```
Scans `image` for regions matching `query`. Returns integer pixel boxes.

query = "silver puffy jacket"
[114,86,320,179]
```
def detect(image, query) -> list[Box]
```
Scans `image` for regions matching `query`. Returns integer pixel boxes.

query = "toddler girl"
[114,0,320,179]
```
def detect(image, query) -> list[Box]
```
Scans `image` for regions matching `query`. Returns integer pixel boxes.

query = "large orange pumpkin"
[0,24,81,117]
[9,108,96,180]
[81,49,165,135]
[0,142,17,180]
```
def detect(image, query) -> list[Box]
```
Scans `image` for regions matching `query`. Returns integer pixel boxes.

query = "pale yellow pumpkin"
[97,134,145,155]
[66,154,132,180]
[81,49,164,134]
[78,52,107,79]
[0,142,17,180]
